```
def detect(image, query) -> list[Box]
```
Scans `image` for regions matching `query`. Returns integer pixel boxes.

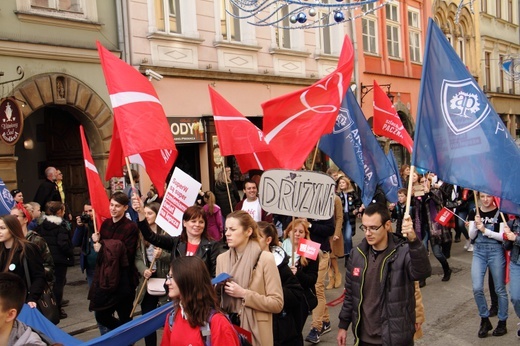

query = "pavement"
[56,231,519,346]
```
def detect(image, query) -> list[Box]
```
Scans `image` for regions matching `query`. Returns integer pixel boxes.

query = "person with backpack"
[161,256,239,346]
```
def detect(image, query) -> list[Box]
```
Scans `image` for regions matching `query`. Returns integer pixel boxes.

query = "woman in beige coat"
[216,210,284,346]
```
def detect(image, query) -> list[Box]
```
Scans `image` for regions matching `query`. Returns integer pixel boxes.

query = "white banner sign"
[156,167,201,236]
[259,169,335,220]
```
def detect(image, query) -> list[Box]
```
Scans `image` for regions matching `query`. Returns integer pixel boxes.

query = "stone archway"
[0,73,113,192]
[10,73,113,175]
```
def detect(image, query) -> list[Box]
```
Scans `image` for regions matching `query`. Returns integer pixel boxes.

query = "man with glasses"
[337,203,431,346]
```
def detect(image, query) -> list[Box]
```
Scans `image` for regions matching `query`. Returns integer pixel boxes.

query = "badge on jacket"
[353,267,360,276]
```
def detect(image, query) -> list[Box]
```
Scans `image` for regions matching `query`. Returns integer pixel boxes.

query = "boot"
[441,268,452,282]
[478,317,493,338]
[326,267,335,290]
[334,271,343,288]
[492,320,507,336]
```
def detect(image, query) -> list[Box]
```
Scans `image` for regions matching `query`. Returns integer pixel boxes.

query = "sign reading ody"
[259,170,335,220]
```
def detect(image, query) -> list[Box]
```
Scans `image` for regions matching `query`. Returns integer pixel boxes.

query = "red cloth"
[80,126,110,228]
[160,311,240,346]
[261,35,354,169]
[96,42,177,196]
[208,86,279,172]
[373,80,414,153]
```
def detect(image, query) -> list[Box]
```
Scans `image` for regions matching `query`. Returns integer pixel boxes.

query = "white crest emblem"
[441,78,490,135]
[332,107,354,134]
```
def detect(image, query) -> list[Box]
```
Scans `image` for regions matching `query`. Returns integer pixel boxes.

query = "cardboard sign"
[296,238,321,261]
[156,167,201,236]
[259,170,335,220]
[435,207,454,226]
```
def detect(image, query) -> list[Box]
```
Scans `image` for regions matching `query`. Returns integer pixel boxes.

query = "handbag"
[23,257,60,324]
[147,278,166,296]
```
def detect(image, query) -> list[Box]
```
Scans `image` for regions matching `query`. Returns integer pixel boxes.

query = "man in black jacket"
[33,166,61,207]
[337,203,431,346]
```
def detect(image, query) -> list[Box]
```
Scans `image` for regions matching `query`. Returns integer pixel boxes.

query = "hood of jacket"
[43,215,63,226]
[8,320,46,346]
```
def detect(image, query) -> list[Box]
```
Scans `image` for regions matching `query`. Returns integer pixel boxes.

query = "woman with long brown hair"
[217,210,283,346]
[0,214,45,308]
[161,256,239,345]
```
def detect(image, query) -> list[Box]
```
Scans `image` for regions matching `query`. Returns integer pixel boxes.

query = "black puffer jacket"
[338,234,431,346]
[38,215,74,266]
[214,181,240,217]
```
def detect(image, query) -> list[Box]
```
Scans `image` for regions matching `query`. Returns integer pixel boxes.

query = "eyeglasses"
[359,224,384,233]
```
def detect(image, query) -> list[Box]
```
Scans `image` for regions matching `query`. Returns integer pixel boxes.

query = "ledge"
[147,32,204,45]
[213,41,262,52]
[269,48,311,58]
[15,11,102,31]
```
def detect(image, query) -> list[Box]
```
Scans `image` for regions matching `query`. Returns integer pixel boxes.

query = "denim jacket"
[505,218,520,264]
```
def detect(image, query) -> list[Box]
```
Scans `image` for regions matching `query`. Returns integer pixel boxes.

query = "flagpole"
[404,165,416,221]
[125,157,137,195]
[444,208,466,222]
[291,216,295,266]
[92,208,98,234]
[221,158,233,214]
[130,256,157,318]
[310,141,320,171]
[473,191,480,217]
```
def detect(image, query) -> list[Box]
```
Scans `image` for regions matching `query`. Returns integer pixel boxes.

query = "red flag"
[373,80,414,153]
[79,126,110,229]
[97,42,177,196]
[208,87,279,172]
[434,207,454,226]
[262,35,354,169]
[296,238,321,261]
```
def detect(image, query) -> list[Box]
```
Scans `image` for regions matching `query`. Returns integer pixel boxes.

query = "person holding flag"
[468,192,509,338]
[337,203,431,346]
[504,215,520,338]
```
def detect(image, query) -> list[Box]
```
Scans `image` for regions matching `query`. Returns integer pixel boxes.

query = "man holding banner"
[337,203,431,346]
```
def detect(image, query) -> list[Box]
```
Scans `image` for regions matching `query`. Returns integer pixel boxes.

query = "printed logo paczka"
[441,78,490,135]
[353,267,361,277]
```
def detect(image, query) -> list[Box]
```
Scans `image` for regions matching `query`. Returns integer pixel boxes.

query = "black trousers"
[95,295,134,331]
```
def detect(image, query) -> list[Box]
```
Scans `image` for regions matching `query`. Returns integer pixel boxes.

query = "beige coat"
[330,195,345,258]
[414,281,425,340]
[216,250,284,346]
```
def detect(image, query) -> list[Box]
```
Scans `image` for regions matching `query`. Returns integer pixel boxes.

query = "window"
[408,10,421,63]
[386,3,400,58]
[319,10,332,54]
[481,0,488,12]
[155,0,181,33]
[499,55,504,92]
[221,0,241,41]
[508,0,513,22]
[31,0,83,13]
[362,3,377,54]
[275,4,291,49]
[458,38,465,64]
[496,0,501,18]
[485,52,491,90]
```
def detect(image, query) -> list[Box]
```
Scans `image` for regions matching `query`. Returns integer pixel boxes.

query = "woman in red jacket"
[161,256,239,346]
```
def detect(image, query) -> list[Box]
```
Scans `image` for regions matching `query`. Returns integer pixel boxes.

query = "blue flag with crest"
[412,19,520,205]
[0,178,15,215]
[319,89,393,206]
[379,151,402,204]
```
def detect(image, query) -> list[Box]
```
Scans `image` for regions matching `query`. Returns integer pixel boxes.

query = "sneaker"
[464,239,470,249]
[305,328,320,344]
[467,244,474,252]
[320,321,331,336]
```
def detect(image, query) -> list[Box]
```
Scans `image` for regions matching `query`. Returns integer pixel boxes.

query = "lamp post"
[360,83,393,106]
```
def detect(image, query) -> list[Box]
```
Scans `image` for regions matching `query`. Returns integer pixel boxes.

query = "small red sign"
[0,98,23,145]
[353,267,361,277]
[297,238,321,261]
[435,207,454,226]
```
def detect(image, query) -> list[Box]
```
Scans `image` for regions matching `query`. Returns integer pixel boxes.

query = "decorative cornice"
[15,11,102,31]
[213,41,262,52]
[139,65,318,86]
[0,40,104,63]
[147,32,204,45]
[269,48,312,58]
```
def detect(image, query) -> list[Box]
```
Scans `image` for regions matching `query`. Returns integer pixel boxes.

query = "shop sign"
[0,98,23,145]
[167,117,206,143]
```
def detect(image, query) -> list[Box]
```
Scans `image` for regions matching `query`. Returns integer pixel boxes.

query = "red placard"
[297,238,321,261]
[435,207,454,226]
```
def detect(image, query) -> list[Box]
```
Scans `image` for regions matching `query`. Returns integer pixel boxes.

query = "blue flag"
[379,151,402,204]
[0,178,15,215]
[412,19,520,205]
[499,199,520,217]
[319,89,394,206]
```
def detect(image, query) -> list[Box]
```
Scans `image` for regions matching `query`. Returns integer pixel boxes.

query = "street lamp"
[360,83,393,106]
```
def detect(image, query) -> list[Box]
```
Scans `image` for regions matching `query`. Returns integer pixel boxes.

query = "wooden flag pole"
[125,157,137,194]
[221,158,233,214]
[291,216,295,266]
[92,208,99,234]
[310,141,320,171]
[473,191,480,217]
[403,165,416,238]
[130,257,157,318]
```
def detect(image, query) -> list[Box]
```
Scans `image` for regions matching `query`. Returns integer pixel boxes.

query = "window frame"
[385,3,401,59]
[362,3,378,55]
[407,8,421,63]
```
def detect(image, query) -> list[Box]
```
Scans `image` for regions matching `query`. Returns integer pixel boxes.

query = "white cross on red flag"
[96,41,177,196]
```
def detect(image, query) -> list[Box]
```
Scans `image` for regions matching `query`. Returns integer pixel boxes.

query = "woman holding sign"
[132,197,222,277]
[216,210,283,346]
[282,219,319,336]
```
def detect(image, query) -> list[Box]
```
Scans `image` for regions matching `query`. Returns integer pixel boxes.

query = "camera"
[80,214,91,224]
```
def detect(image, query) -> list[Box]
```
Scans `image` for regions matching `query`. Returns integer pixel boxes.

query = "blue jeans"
[343,221,353,256]
[432,243,449,272]
[509,260,520,319]
[471,243,508,321]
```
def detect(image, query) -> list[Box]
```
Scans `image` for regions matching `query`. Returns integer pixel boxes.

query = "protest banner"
[297,238,321,261]
[156,167,201,236]
[259,170,335,220]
